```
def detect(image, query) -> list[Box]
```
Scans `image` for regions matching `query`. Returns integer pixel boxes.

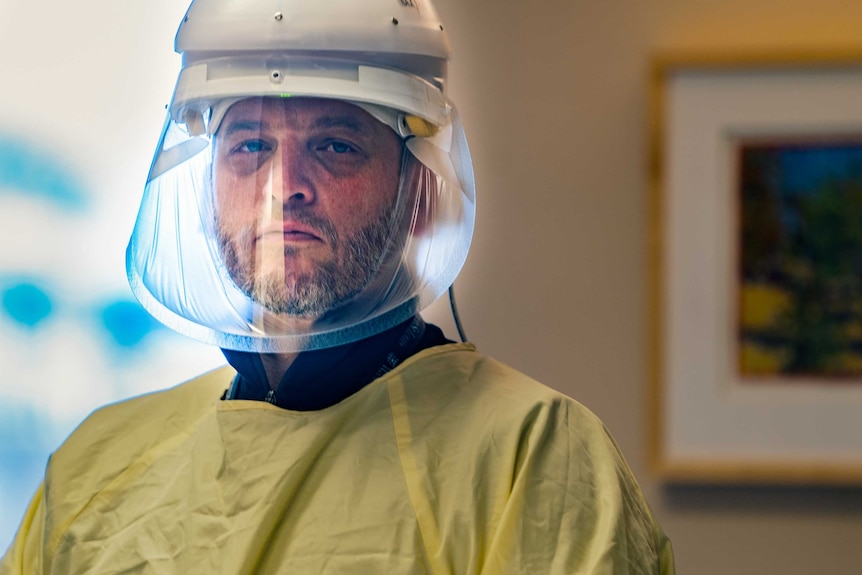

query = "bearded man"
[1,1,674,573]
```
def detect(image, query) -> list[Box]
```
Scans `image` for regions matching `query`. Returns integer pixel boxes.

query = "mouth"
[258,222,324,244]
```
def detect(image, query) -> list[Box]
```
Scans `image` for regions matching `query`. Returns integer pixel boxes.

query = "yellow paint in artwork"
[740,342,789,374]
[740,283,792,329]
[846,321,862,340]
[826,352,862,374]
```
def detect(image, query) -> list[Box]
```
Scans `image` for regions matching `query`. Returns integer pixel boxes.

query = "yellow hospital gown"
[1,343,674,574]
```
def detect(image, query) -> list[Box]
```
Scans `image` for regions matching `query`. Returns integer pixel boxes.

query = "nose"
[265,139,315,207]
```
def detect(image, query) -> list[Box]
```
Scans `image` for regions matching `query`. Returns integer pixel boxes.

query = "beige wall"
[426,0,862,572]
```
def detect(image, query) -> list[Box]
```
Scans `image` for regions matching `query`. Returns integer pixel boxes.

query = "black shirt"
[221,316,453,410]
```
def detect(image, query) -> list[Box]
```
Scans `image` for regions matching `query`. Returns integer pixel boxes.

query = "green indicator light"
[280,93,292,98]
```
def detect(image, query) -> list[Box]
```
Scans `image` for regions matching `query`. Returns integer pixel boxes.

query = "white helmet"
[127,0,476,352]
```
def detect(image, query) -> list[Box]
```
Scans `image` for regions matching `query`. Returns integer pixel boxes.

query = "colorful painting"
[738,139,862,377]
[652,55,862,483]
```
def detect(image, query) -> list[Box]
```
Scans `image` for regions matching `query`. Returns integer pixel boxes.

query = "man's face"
[212,97,404,319]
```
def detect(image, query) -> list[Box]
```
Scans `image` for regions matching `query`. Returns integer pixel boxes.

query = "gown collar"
[222,316,451,410]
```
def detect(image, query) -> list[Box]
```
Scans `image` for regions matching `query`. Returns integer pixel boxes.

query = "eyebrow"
[220,120,266,137]
[310,116,368,133]
[219,113,373,139]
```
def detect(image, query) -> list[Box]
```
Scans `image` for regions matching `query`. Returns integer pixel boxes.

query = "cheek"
[213,172,260,231]
[327,172,399,231]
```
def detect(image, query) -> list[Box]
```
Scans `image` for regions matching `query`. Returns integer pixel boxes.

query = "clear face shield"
[127,56,475,352]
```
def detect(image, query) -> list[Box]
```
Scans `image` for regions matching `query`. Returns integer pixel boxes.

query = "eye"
[308,136,368,174]
[219,136,275,175]
[236,139,272,154]
[319,140,357,154]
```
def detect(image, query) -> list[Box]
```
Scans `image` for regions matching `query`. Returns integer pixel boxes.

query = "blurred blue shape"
[1,282,54,328]
[0,135,88,210]
[100,299,162,348]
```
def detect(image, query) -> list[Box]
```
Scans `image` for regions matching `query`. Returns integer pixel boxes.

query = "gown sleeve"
[0,483,46,575]
[479,404,676,575]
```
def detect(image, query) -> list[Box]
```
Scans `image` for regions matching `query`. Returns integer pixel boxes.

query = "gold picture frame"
[649,52,862,485]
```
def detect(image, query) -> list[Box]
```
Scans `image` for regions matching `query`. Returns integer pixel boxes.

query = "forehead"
[218,97,385,135]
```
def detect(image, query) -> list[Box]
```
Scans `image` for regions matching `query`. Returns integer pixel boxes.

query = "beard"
[216,207,397,319]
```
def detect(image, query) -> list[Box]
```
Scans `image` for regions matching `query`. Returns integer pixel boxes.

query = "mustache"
[278,210,340,245]
[223,209,341,248]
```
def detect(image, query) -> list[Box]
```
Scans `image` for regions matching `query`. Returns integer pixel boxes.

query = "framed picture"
[649,53,862,484]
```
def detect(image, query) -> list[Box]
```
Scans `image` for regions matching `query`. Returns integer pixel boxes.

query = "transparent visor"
[127,95,475,352]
